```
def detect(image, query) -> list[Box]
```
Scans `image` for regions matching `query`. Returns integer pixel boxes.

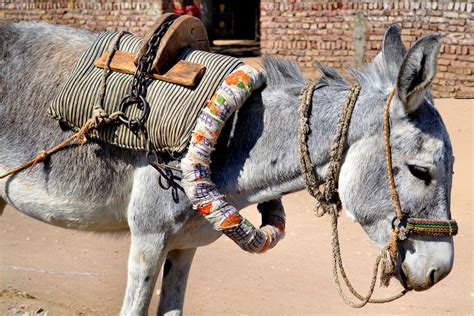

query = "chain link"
[117,19,183,197]
[118,20,174,132]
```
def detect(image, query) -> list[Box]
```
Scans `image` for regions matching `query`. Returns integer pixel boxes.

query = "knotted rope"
[298,81,406,307]
[380,87,401,285]
[0,32,127,180]
[92,31,128,127]
[0,119,94,179]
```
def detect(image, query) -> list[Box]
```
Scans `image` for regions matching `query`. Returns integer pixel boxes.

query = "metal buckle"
[391,216,409,240]
[145,139,184,203]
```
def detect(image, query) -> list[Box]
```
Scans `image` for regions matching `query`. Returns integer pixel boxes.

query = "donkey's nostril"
[427,265,449,287]
[428,268,436,286]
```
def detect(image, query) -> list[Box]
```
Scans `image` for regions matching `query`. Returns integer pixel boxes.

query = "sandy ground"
[0,98,472,315]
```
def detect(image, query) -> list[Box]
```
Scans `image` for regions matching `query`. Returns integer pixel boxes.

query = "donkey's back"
[0,22,142,230]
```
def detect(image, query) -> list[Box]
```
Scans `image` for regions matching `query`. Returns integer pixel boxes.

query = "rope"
[0,33,126,180]
[0,119,94,179]
[381,87,403,285]
[298,82,361,217]
[330,211,407,306]
[298,82,406,307]
[383,88,403,220]
[92,31,128,127]
[324,83,360,203]
[329,210,379,308]
[298,81,326,215]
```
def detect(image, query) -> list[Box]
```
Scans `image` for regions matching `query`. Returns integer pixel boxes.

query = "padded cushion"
[49,31,242,154]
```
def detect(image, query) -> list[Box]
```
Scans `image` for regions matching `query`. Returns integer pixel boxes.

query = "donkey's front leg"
[120,231,168,316]
[121,166,173,316]
[157,248,197,316]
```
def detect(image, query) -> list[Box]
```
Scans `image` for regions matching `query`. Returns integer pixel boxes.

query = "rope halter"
[298,82,458,308]
[382,87,458,283]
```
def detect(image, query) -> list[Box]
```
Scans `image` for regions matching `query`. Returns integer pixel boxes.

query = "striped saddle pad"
[49,32,242,154]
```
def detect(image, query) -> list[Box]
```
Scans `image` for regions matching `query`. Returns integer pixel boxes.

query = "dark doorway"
[162,0,260,41]
[162,0,260,57]
[211,0,259,40]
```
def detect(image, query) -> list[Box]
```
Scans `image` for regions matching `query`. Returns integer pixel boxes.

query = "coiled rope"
[298,82,406,307]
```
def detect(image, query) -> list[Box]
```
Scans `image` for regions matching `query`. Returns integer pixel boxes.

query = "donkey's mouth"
[398,265,412,290]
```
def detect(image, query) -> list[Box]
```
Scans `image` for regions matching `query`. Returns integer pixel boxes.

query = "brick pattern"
[261,1,473,98]
[0,1,163,36]
[1,0,472,98]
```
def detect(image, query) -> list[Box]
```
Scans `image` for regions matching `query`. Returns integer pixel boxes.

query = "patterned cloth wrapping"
[181,65,286,253]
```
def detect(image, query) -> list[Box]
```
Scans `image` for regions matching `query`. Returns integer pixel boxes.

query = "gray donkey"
[0,22,455,315]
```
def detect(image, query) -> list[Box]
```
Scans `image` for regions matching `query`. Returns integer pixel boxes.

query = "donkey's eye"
[408,165,431,185]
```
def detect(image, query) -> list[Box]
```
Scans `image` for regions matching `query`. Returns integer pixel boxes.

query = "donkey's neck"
[212,77,384,208]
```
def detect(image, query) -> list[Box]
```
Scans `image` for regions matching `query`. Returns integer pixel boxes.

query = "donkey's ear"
[382,24,406,71]
[397,33,441,113]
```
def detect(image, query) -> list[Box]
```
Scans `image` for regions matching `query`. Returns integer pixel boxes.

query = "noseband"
[298,82,458,307]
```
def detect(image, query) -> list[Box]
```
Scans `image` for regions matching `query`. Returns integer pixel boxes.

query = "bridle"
[298,81,458,307]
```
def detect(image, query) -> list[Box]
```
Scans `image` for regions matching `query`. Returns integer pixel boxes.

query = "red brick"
[2,0,472,98]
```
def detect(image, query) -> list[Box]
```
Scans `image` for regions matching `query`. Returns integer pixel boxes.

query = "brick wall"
[261,1,473,98]
[0,1,163,36]
[1,0,472,98]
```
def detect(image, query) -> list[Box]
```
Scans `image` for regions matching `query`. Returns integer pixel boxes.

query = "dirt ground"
[0,98,472,315]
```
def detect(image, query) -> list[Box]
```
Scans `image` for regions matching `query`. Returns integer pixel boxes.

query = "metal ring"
[391,216,399,229]
[391,215,408,229]
[118,94,150,130]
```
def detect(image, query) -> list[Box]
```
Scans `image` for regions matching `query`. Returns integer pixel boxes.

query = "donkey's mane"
[262,56,306,90]
[263,54,395,96]
[349,55,396,94]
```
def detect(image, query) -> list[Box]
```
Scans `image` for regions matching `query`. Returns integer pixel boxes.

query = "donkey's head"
[338,25,454,291]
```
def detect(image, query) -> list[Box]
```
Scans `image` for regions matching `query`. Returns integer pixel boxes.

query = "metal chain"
[118,20,174,132]
[115,20,183,198]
